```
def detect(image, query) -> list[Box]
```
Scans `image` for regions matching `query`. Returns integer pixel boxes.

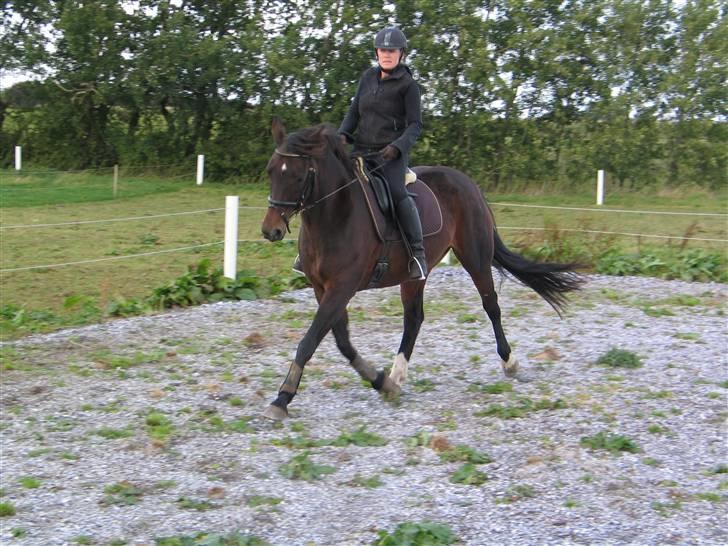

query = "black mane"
[285,123,352,174]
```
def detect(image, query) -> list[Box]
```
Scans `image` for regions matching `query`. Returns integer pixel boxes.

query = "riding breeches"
[377,153,409,204]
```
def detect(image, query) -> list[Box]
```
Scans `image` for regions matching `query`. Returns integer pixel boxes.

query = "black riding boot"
[396,197,427,280]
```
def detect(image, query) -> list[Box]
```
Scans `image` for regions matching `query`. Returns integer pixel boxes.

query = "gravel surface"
[0,268,726,546]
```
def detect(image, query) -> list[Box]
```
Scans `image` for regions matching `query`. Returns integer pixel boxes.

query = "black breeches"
[380,154,409,204]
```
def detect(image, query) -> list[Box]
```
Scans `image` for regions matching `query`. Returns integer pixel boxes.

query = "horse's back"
[412,165,488,210]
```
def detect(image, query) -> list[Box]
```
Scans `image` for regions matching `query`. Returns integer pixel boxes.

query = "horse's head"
[261,118,350,242]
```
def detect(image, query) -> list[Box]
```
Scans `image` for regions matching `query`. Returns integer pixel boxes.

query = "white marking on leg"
[390,352,409,387]
[503,353,519,377]
[281,163,287,173]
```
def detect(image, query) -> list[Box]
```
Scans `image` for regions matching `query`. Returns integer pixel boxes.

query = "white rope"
[498,226,728,243]
[0,205,267,230]
[0,238,291,273]
[489,201,727,217]
[0,242,224,272]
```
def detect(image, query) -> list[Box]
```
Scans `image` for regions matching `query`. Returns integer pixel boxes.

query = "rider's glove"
[381,145,401,161]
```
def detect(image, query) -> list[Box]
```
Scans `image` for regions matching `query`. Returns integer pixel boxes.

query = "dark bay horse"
[260,119,583,420]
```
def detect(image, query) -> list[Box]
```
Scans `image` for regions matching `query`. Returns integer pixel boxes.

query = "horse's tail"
[492,230,584,316]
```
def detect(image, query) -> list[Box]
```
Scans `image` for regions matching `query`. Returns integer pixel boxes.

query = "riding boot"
[396,197,428,280]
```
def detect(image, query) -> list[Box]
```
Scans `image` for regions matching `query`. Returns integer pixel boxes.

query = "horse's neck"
[302,173,360,238]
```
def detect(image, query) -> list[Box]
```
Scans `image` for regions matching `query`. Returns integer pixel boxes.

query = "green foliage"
[497,484,537,504]
[329,426,388,447]
[474,398,567,419]
[147,260,284,310]
[0,502,17,517]
[438,445,492,465]
[580,432,640,454]
[374,521,457,546]
[154,533,269,546]
[18,476,41,489]
[94,427,134,440]
[596,348,642,369]
[449,463,489,486]
[145,412,174,441]
[246,496,282,508]
[176,497,217,511]
[101,482,143,506]
[278,452,336,482]
[596,249,727,283]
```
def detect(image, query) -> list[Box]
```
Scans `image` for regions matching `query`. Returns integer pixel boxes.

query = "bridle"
[267,148,366,233]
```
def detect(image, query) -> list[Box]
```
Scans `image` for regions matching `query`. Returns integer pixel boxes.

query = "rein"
[268,148,382,233]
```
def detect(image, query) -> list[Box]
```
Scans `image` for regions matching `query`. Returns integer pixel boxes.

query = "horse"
[260,118,583,420]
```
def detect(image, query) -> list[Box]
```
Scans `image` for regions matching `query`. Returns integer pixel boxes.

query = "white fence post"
[596,169,605,205]
[113,164,119,198]
[14,146,21,170]
[196,154,205,185]
[224,195,239,280]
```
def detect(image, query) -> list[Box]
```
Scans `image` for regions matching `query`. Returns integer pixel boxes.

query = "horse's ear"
[271,117,286,148]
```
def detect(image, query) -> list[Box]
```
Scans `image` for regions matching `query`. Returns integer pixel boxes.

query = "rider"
[341,26,426,280]
[293,26,427,280]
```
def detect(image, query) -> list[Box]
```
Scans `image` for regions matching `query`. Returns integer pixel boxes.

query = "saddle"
[353,157,443,287]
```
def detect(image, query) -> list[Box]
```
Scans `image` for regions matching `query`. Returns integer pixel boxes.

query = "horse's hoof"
[262,404,288,421]
[379,375,402,396]
[502,354,519,378]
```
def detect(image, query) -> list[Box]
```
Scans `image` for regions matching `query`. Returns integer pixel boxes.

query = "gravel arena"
[0,268,726,545]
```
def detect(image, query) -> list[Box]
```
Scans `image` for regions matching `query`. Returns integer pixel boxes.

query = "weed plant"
[580,432,640,454]
[596,348,642,369]
[374,521,457,546]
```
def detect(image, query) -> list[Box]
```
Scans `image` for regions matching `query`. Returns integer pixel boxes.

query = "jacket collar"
[376,63,410,80]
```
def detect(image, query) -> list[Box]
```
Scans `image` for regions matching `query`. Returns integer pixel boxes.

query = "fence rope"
[0,238,290,273]
[498,226,728,243]
[489,202,727,217]
[0,205,267,230]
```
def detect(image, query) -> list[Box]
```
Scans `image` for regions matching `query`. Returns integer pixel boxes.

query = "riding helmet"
[374,27,407,50]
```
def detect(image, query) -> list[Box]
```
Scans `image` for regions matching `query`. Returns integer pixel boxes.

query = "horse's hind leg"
[454,245,518,378]
[331,311,400,395]
[390,281,426,387]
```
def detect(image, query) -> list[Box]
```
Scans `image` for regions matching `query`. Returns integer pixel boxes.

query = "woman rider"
[339,26,427,280]
[293,26,427,280]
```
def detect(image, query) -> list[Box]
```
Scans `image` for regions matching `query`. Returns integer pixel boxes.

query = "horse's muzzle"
[261,208,287,242]
[262,226,285,242]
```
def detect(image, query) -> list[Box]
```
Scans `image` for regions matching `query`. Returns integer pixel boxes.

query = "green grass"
[1,173,725,339]
[580,432,640,454]
[596,348,642,369]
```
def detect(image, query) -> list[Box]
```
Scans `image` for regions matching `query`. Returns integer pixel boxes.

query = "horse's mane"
[285,123,353,175]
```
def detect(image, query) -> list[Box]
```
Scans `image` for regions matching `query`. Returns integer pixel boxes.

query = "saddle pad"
[358,177,443,242]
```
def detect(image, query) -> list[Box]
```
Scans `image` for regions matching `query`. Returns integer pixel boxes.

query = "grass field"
[1,168,726,338]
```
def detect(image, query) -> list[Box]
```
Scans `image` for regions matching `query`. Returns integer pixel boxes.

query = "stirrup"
[292,255,305,276]
[409,256,427,280]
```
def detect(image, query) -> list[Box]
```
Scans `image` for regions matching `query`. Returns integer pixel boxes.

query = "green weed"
[94,427,134,440]
[0,502,16,516]
[154,532,269,545]
[449,463,489,485]
[278,452,336,482]
[176,497,217,511]
[18,476,41,489]
[101,482,143,506]
[246,496,283,508]
[374,521,457,546]
[580,432,640,454]
[438,445,492,464]
[596,348,642,369]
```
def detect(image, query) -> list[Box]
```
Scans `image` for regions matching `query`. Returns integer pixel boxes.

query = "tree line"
[1,0,725,190]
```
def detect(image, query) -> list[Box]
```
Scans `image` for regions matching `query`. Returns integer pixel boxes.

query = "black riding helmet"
[374,26,407,51]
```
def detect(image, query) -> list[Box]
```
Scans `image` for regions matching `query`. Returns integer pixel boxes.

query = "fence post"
[596,169,605,205]
[113,164,119,198]
[14,146,21,170]
[224,195,239,280]
[196,155,205,185]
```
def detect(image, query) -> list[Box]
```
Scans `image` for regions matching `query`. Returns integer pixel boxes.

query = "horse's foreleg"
[390,282,426,387]
[331,311,401,395]
[263,286,356,421]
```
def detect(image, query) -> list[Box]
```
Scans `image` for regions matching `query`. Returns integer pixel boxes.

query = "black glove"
[380,145,401,161]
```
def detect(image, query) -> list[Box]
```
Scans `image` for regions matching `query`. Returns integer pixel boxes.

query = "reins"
[268,148,383,233]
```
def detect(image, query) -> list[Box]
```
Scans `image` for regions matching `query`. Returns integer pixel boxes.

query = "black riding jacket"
[338,64,422,155]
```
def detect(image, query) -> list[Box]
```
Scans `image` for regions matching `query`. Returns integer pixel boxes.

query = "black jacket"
[338,64,422,155]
